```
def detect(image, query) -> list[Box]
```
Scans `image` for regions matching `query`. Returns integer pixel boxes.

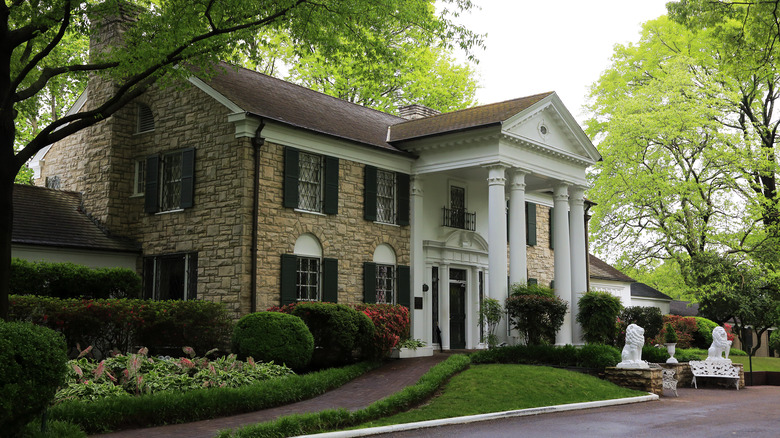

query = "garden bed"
[390,346,434,359]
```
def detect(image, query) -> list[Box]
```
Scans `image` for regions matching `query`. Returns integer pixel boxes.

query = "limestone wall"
[526,204,554,287]
[604,367,663,396]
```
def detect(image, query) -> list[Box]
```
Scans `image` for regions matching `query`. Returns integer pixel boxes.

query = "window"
[280,234,338,304]
[137,103,155,133]
[133,159,145,195]
[143,252,197,300]
[526,202,537,245]
[296,256,320,301]
[450,185,466,228]
[376,170,396,224]
[364,165,409,225]
[363,244,411,307]
[45,176,61,190]
[284,147,338,214]
[144,148,195,213]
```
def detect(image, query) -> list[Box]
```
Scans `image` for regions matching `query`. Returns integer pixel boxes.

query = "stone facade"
[526,204,555,287]
[255,142,410,312]
[604,367,663,396]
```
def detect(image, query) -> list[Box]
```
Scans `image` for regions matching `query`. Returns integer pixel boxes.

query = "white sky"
[456,0,670,124]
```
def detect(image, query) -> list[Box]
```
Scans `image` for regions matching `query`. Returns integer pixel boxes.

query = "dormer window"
[137,103,155,133]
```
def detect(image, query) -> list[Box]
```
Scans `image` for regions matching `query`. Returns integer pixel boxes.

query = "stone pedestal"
[605,367,662,396]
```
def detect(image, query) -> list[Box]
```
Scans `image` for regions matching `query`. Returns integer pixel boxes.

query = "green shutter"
[363,262,377,304]
[144,155,159,213]
[280,254,297,305]
[323,156,339,215]
[187,252,198,299]
[550,280,555,290]
[506,200,510,242]
[364,165,377,221]
[283,148,299,208]
[397,172,410,226]
[180,148,195,209]
[525,202,536,246]
[397,265,411,308]
[549,207,554,249]
[322,258,338,303]
[528,278,538,286]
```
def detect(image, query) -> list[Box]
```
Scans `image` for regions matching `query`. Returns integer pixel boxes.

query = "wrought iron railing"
[442,207,476,231]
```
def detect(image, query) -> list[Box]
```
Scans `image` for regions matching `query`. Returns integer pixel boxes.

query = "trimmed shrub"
[652,315,697,348]
[232,312,314,370]
[619,306,663,345]
[9,295,233,357]
[506,285,567,345]
[577,291,623,345]
[642,345,669,363]
[0,321,68,436]
[10,258,141,299]
[692,317,718,349]
[578,343,621,369]
[290,302,375,369]
[352,304,410,359]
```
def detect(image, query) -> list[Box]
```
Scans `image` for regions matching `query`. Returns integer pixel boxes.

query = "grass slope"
[357,364,646,428]
[738,356,780,372]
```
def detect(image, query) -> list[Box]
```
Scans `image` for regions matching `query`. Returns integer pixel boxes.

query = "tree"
[576,290,622,345]
[478,297,502,349]
[0,0,483,320]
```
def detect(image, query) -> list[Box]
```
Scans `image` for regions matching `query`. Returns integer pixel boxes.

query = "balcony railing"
[442,207,476,231]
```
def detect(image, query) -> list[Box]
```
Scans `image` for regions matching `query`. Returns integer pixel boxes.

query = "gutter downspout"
[250,121,265,314]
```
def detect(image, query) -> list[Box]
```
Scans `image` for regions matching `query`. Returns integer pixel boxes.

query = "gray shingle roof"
[631,282,672,301]
[12,184,140,253]
[588,254,635,282]
[670,300,699,317]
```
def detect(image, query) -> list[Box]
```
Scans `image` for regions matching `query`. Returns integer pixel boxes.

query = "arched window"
[280,234,338,305]
[363,244,397,304]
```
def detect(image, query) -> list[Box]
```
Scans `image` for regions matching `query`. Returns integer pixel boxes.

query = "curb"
[297,394,659,438]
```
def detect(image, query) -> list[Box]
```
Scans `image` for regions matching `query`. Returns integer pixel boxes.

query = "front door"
[449,269,467,349]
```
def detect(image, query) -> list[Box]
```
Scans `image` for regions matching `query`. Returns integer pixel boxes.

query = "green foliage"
[770,330,780,356]
[653,315,698,348]
[9,295,233,356]
[289,302,375,369]
[18,419,87,438]
[506,286,568,345]
[352,304,410,359]
[692,317,719,349]
[218,355,471,438]
[619,306,663,344]
[469,343,620,370]
[396,339,425,350]
[0,321,68,437]
[50,361,377,434]
[664,323,679,343]
[10,258,142,299]
[231,312,313,370]
[641,345,669,363]
[478,297,503,349]
[576,291,623,345]
[55,347,293,404]
[618,260,692,301]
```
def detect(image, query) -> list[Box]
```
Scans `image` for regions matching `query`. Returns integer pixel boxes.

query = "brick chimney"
[398,104,440,120]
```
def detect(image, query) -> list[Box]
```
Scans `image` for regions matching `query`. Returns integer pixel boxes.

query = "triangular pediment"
[502,93,601,163]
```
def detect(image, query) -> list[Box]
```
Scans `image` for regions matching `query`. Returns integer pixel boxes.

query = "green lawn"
[355,364,646,428]
[736,356,780,372]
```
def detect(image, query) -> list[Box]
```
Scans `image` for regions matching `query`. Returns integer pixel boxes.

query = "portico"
[390,91,601,348]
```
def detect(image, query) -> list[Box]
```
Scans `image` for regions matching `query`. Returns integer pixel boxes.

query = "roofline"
[12,241,141,254]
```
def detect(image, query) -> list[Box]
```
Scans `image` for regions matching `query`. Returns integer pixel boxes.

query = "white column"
[486,164,509,341]
[553,183,573,345]
[410,176,427,343]
[569,186,587,345]
[509,170,527,286]
[440,263,451,350]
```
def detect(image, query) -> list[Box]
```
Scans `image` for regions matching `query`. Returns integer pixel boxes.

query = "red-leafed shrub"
[353,304,410,358]
[652,314,698,348]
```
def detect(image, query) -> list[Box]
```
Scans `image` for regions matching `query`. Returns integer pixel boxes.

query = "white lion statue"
[707,326,732,362]
[617,324,649,369]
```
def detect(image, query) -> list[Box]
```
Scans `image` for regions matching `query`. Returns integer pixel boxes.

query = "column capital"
[411,175,424,197]
[509,170,527,191]
[484,163,509,186]
[553,182,570,201]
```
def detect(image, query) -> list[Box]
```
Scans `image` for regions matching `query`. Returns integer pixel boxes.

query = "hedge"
[10,258,142,299]
[469,343,620,370]
[9,295,233,357]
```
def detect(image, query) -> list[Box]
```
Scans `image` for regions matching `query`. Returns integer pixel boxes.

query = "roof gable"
[589,254,635,282]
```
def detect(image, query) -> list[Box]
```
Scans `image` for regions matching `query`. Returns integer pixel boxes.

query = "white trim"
[187,76,243,113]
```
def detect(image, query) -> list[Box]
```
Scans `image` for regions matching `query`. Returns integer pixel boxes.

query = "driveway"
[364,386,780,438]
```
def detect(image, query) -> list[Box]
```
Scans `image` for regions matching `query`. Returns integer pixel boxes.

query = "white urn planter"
[665,343,678,364]
[390,346,434,359]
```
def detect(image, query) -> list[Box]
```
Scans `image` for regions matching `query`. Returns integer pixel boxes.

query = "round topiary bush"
[231,312,314,370]
[692,317,718,349]
[0,321,68,436]
[577,343,621,369]
[291,302,375,369]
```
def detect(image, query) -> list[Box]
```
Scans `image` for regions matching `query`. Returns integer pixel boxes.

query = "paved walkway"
[94,353,451,438]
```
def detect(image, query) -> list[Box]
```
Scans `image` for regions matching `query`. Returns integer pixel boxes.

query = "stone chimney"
[398,104,441,120]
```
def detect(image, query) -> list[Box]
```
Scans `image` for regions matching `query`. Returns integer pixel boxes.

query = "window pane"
[161,152,182,211]
[157,255,186,300]
[376,264,395,304]
[297,257,320,301]
[376,170,396,224]
[298,152,323,212]
[135,160,146,195]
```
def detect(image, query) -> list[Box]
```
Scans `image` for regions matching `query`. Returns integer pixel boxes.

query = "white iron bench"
[662,368,678,397]
[689,360,740,390]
